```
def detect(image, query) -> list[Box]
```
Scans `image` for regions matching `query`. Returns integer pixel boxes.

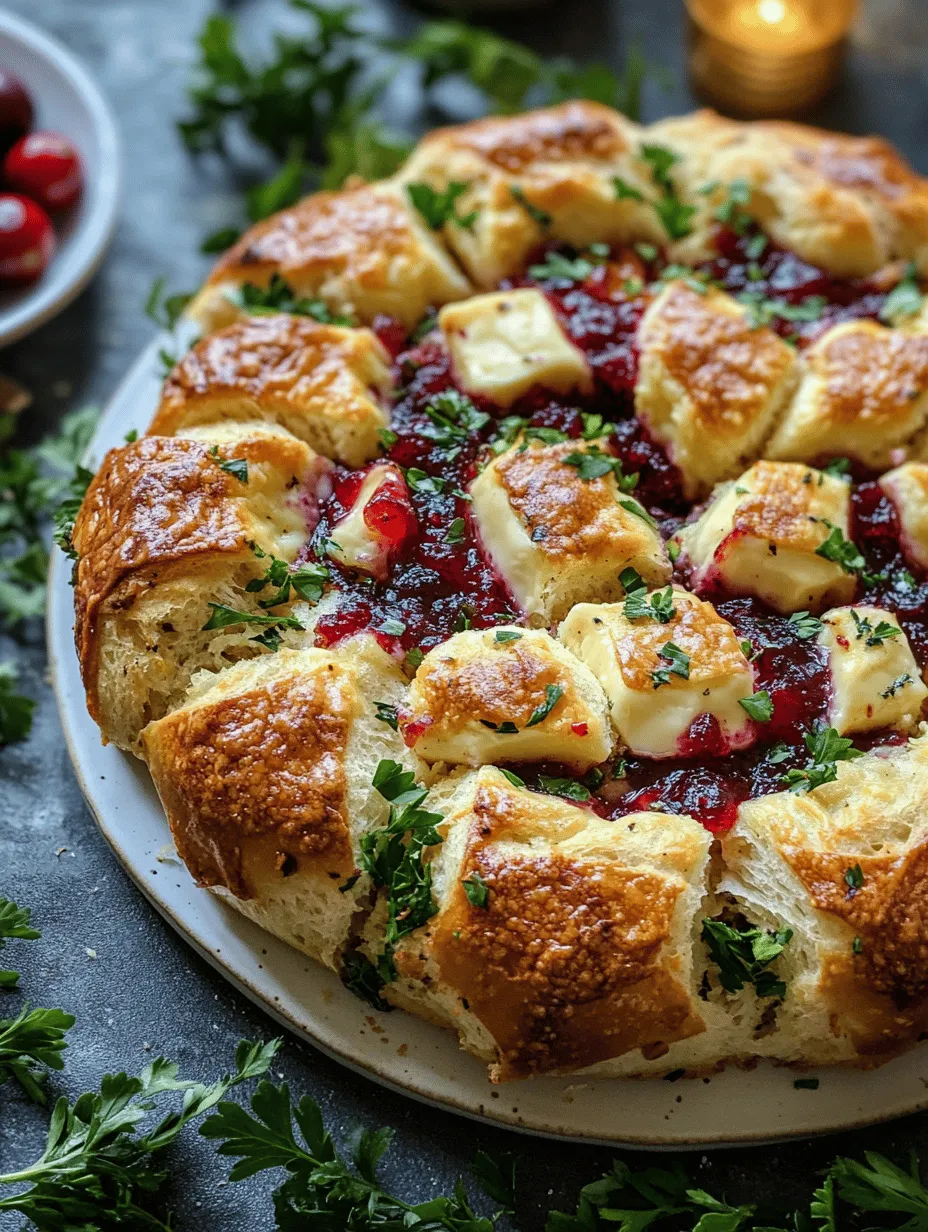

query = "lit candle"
[685,0,858,118]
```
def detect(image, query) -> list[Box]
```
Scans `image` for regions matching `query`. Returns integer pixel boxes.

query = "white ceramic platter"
[0,9,120,347]
[48,337,928,1147]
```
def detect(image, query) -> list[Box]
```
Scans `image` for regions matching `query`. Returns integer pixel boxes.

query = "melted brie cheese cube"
[327,463,413,580]
[766,320,928,470]
[818,606,928,735]
[470,437,671,624]
[439,289,593,408]
[398,627,613,769]
[879,462,928,571]
[677,461,858,615]
[559,589,757,759]
[635,281,798,497]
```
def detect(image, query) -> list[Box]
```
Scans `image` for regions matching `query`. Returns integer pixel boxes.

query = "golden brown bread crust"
[188,182,470,330]
[143,663,356,898]
[151,314,392,465]
[72,432,313,727]
[396,772,706,1079]
[730,460,844,554]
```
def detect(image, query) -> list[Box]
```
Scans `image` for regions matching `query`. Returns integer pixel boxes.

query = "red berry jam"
[301,239,925,830]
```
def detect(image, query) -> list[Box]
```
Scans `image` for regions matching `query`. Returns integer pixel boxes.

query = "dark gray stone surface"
[1,0,927,1226]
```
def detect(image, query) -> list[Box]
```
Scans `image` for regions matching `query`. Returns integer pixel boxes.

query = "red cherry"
[4,131,83,211]
[0,70,33,147]
[0,194,55,283]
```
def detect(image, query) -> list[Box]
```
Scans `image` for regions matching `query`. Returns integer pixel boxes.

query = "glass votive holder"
[685,0,858,118]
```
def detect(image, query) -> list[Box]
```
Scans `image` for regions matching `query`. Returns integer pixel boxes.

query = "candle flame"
[757,0,787,24]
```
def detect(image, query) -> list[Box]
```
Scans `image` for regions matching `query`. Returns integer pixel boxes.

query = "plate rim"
[0,8,121,347]
[45,335,928,1149]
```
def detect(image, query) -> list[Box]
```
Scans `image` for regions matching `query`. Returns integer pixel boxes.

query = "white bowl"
[0,9,120,347]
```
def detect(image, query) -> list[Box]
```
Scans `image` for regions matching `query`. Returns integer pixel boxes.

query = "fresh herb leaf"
[528,251,595,282]
[788,610,823,640]
[208,445,248,484]
[651,642,690,688]
[201,602,304,633]
[376,618,406,636]
[445,517,466,544]
[526,683,564,727]
[815,521,866,574]
[613,176,644,201]
[0,1006,74,1103]
[230,273,355,325]
[781,722,863,793]
[621,567,675,623]
[882,672,914,699]
[422,389,489,452]
[880,262,924,326]
[0,896,40,988]
[654,195,697,240]
[144,276,192,331]
[738,290,827,329]
[564,446,638,490]
[538,776,591,802]
[407,180,477,231]
[510,184,552,226]
[714,178,753,234]
[739,691,774,722]
[844,863,865,893]
[619,497,658,528]
[702,917,793,999]
[823,456,852,479]
[849,609,902,646]
[462,871,489,909]
[494,629,522,643]
[639,143,679,193]
[373,702,399,730]
[499,769,525,787]
[340,951,390,1012]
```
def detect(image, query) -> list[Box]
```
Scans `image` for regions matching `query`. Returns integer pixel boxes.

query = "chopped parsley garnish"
[621,567,675,622]
[788,610,823,640]
[522,426,569,446]
[538,775,591,802]
[360,761,444,983]
[619,497,658,528]
[422,389,489,452]
[638,142,695,239]
[667,538,681,563]
[373,702,399,730]
[201,602,304,635]
[376,618,406,636]
[634,241,658,262]
[461,871,489,909]
[581,412,607,439]
[245,550,329,607]
[405,647,424,670]
[823,457,852,479]
[767,742,792,764]
[613,176,644,201]
[340,950,390,1012]
[714,178,753,234]
[563,446,638,490]
[488,414,528,455]
[527,251,594,282]
[405,467,446,494]
[525,683,564,727]
[378,427,398,450]
[651,642,690,688]
[844,863,865,894]
[739,691,774,722]
[445,517,467,544]
[494,629,522,643]
[852,934,864,954]
[850,610,902,646]
[738,290,827,329]
[780,722,863,793]
[229,273,354,325]
[882,673,913,698]
[509,184,551,227]
[702,917,793,999]
[880,261,924,326]
[406,180,477,230]
[815,522,866,574]
[499,769,525,788]
[208,446,248,484]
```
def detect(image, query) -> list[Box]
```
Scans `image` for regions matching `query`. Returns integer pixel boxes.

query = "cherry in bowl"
[0,192,55,283]
[4,130,82,211]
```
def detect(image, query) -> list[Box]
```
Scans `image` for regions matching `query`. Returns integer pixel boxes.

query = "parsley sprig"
[407,181,478,231]
[229,273,356,325]
[781,722,863,793]
[621,568,675,623]
[422,390,490,455]
[702,917,793,1000]
[563,445,638,490]
[358,761,444,987]
[639,143,696,240]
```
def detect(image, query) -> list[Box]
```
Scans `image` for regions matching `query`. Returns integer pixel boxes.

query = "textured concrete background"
[1,0,927,1226]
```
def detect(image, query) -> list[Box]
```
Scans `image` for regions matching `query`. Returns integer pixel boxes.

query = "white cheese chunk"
[676,461,858,615]
[879,462,928,572]
[399,627,613,769]
[327,463,411,580]
[470,437,670,624]
[559,588,757,759]
[818,605,928,735]
[439,288,593,408]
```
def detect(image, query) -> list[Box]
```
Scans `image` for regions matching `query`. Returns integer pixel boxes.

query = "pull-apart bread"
[72,101,928,1081]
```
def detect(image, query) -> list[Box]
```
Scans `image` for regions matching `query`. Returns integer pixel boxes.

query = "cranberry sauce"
[298,238,921,830]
